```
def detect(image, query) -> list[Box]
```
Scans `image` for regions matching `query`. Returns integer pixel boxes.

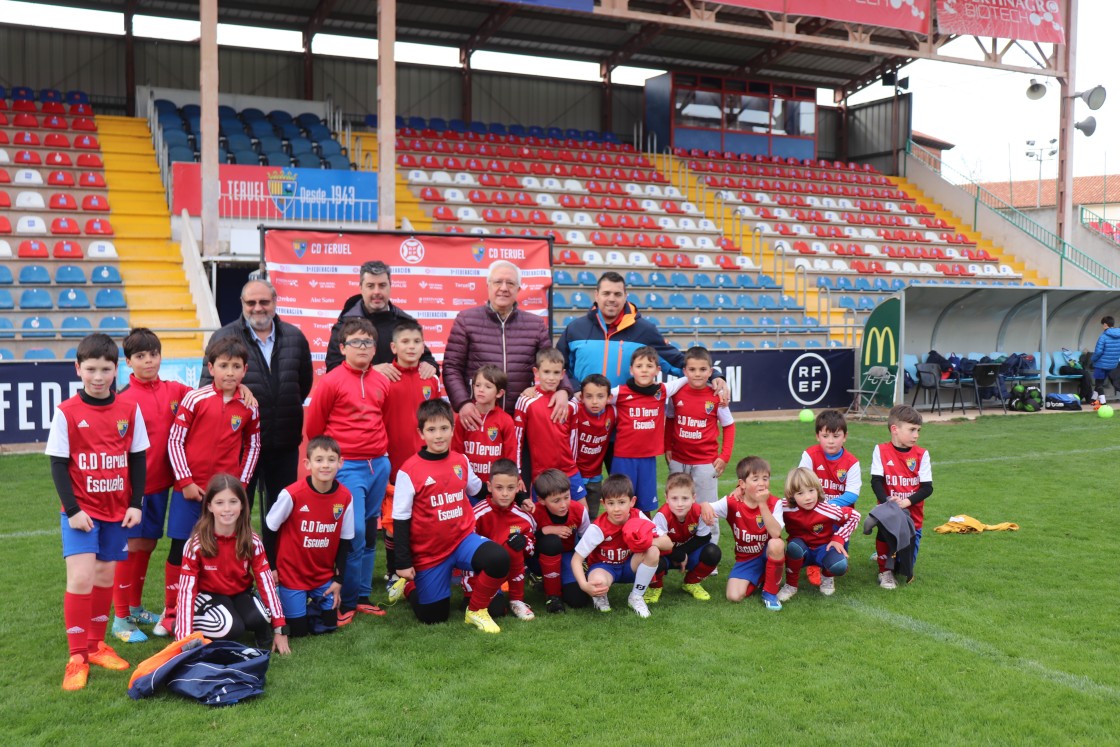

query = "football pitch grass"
[2,413,1118,745]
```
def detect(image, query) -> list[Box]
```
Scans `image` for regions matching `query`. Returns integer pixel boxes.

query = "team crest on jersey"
[453,464,463,479]
[486,425,499,442]
[687,522,698,533]
[231,415,243,432]
[654,389,662,400]
[836,468,847,482]
[333,504,344,520]
[170,400,180,415]
[116,419,129,437]
[905,457,917,471]
[422,385,433,400]
[604,417,612,430]
[812,523,825,534]
[704,401,715,414]
[508,527,521,538]
[755,515,765,529]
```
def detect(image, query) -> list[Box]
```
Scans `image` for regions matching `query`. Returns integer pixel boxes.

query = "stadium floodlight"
[1075,117,1097,137]
[1026,79,1047,100]
[1073,85,1107,111]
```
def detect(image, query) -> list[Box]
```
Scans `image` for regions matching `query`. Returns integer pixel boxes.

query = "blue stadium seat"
[527,126,545,138]
[736,340,755,349]
[553,269,575,286]
[714,273,735,289]
[575,270,597,286]
[268,109,293,124]
[58,288,91,309]
[99,316,129,332]
[257,135,283,153]
[25,348,57,360]
[262,151,290,166]
[713,293,733,307]
[0,289,12,310]
[780,315,802,332]
[668,293,689,309]
[0,348,12,360]
[689,315,714,333]
[816,276,835,290]
[669,272,690,287]
[61,315,93,338]
[427,118,447,131]
[711,339,731,350]
[18,265,51,284]
[163,129,190,149]
[691,293,714,311]
[293,155,322,168]
[648,272,671,288]
[734,294,758,310]
[758,275,780,289]
[835,276,854,291]
[873,278,891,292]
[805,340,824,348]
[55,265,87,284]
[643,292,668,310]
[890,278,907,291]
[278,122,302,140]
[95,288,127,309]
[306,125,332,143]
[781,295,802,310]
[407,116,427,130]
[855,277,873,292]
[837,295,857,310]
[232,150,260,165]
[324,155,352,170]
[552,291,569,308]
[625,271,647,287]
[627,293,640,307]
[802,316,820,329]
[857,296,877,311]
[757,294,781,311]
[0,266,11,285]
[318,141,343,158]
[226,133,253,152]
[289,138,316,156]
[664,316,686,333]
[569,291,591,308]
[782,339,801,348]
[19,288,53,309]
[91,265,122,284]
[21,315,54,338]
[736,315,755,332]
[693,273,715,288]
[168,146,195,163]
[448,119,468,132]
[0,318,13,338]
[757,316,776,329]
[547,127,564,140]
[713,315,733,330]
[736,275,758,290]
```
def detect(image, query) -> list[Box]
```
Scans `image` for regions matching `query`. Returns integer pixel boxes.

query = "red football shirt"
[575,509,659,566]
[513,388,578,479]
[871,442,932,529]
[118,374,192,493]
[664,381,735,465]
[383,363,441,481]
[473,498,536,555]
[266,478,355,590]
[783,502,859,548]
[452,407,517,482]
[168,385,260,491]
[610,382,667,458]
[799,445,862,505]
[569,403,615,479]
[531,500,589,553]
[710,493,784,562]
[392,450,483,570]
[654,502,712,546]
[46,393,150,521]
[175,532,285,639]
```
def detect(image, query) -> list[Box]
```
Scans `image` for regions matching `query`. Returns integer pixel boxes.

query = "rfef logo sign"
[788,352,831,406]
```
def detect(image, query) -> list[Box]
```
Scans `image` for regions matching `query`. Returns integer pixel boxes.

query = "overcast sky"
[2,0,1114,185]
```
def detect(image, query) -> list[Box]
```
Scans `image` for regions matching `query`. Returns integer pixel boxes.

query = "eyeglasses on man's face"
[243,298,273,307]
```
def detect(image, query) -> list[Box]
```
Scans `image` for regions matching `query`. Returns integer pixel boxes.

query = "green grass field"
[3,413,1119,745]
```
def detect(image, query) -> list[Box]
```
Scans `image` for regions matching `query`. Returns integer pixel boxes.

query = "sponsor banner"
[936,0,1064,44]
[860,297,901,406]
[713,1,929,33]
[0,359,206,445]
[171,163,378,221]
[681,348,854,412]
[262,230,553,380]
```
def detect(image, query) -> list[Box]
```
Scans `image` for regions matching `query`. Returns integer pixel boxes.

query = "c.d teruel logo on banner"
[293,241,308,259]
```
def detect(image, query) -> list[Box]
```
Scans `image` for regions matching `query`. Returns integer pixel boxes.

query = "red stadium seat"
[79,172,106,188]
[467,189,490,204]
[82,195,109,211]
[41,101,65,114]
[432,205,457,221]
[53,240,83,258]
[69,103,93,116]
[558,248,584,265]
[479,173,501,187]
[48,170,76,187]
[15,150,41,165]
[0,193,8,209]
[514,191,535,207]
[50,193,78,210]
[596,213,616,229]
[51,217,81,235]
[419,187,444,201]
[652,252,674,268]
[0,169,9,184]
[13,131,40,147]
[634,233,654,248]
[12,100,37,112]
[528,210,552,225]
[76,153,103,168]
[18,239,48,257]
[655,234,676,250]
[44,133,70,148]
[85,218,114,235]
[673,252,697,268]
[13,113,39,128]
[46,152,73,167]
[505,209,526,223]
[491,191,513,206]
[72,118,98,132]
[481,208,505,224]
[590,231,613,247]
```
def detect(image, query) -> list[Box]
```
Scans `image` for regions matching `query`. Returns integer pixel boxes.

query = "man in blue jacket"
[556,271,728,399]
[1090,315,1120,400]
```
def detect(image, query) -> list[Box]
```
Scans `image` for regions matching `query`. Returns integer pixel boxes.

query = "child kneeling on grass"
[701,456,785,610]
[265,436,354,638]
[175,474,289,655]
[390,400,511,633]
[776,467,859,602]
[646,472,722,604]
[571,474,673,619]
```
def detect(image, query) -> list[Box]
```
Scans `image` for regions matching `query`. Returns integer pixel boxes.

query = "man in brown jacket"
[443,260,571,429]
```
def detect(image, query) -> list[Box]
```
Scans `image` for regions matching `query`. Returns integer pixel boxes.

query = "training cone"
[799,408,815,423]
[1099,404,1115,419]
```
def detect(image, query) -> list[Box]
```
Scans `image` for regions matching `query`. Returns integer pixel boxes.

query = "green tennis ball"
[799,408,815,423]
[1099,404,1115,419]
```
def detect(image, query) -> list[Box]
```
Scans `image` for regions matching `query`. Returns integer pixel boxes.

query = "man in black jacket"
[202,279,313,541]
[324,260,439,381]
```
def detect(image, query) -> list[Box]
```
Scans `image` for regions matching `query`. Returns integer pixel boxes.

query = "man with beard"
[201,279,313,544]
[324,260,439,381]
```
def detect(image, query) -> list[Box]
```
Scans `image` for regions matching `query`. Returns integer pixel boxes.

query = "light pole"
[1025,138,1057,209]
